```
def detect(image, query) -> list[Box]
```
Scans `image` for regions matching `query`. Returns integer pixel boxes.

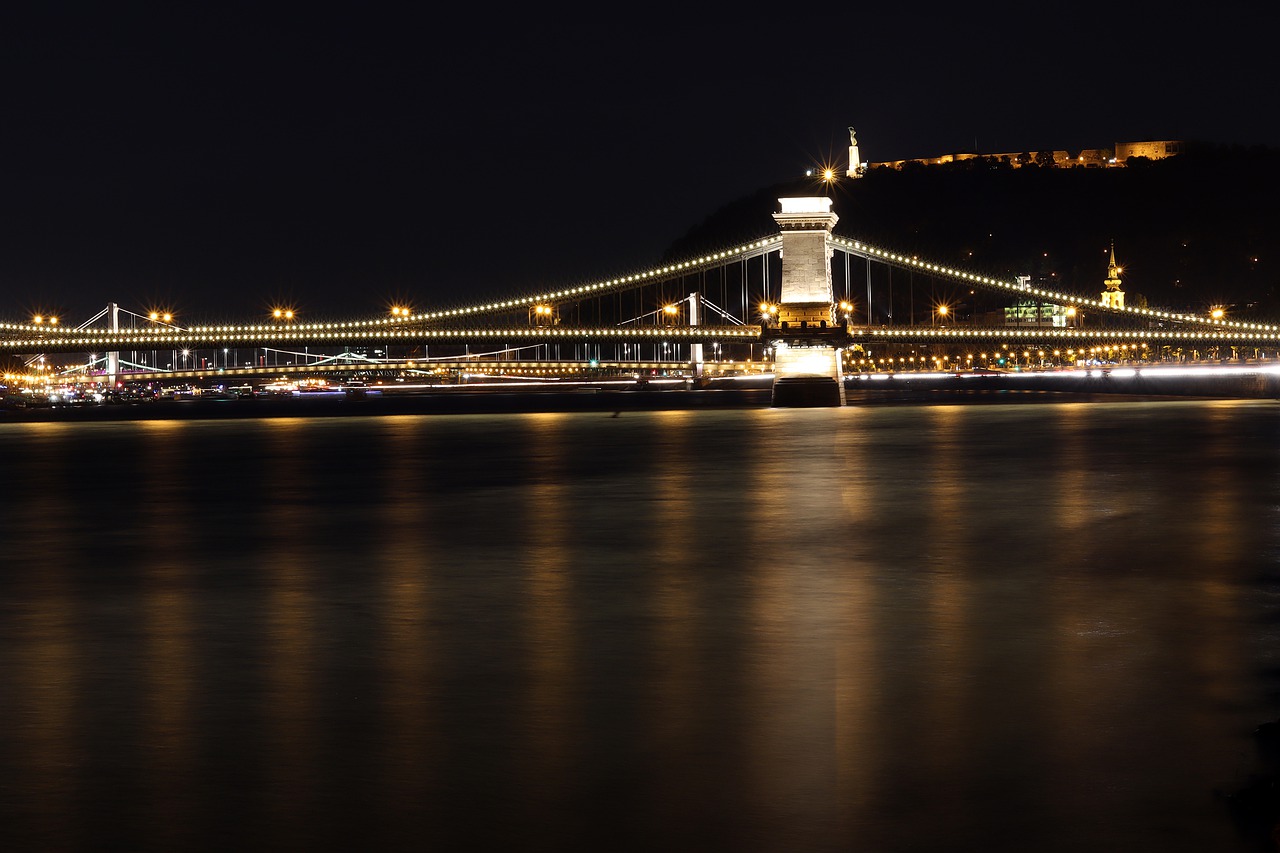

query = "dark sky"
[4,4,1278,324]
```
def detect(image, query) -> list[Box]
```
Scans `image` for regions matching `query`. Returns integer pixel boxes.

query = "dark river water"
[3,399,1280,852]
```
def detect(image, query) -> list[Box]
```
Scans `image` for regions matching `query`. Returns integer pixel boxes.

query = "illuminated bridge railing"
[10,321,1280,358]
[0,325,764,355]
[854,326,1280,345]
[96,359,776,382]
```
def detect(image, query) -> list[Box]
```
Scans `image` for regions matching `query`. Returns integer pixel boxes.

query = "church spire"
[1101,241,1125,308]
[1106,243,1122,287]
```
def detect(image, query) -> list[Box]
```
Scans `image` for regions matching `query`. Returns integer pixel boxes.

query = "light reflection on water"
[2,401,1279,851]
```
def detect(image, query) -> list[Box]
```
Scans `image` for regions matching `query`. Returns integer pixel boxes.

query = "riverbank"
[5,366,1277,423]
[0,386,775,421]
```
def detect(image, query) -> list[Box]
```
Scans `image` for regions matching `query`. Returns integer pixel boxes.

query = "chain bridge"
[3,196,1276,406]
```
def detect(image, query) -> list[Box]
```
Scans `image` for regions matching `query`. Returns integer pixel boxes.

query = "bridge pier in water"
[767,197,847,407]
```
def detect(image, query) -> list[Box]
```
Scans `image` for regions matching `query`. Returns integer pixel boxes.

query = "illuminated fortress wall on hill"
[871,140,1182,170]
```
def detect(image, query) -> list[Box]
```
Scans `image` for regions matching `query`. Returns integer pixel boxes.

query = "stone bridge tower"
[765,197,847,406]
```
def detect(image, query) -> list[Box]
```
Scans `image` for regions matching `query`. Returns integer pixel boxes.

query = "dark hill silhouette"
[665,143,1280,321]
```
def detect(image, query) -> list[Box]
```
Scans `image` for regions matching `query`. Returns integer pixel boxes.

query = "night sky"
[4,5,1278,324]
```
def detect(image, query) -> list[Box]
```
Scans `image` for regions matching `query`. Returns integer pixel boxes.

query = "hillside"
[665,144,1280,320]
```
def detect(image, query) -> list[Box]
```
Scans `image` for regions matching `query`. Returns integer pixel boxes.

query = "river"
[1,398,1278,851]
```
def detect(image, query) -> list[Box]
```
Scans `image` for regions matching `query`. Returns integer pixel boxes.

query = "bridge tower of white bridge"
[766,197,846,406]
[687,291,703,376]
[106,302,120,384]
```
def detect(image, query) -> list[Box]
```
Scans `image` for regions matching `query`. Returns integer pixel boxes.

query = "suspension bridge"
[3,196,1275,406]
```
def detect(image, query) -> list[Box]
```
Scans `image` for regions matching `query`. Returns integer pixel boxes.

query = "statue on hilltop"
[847,127,863,178]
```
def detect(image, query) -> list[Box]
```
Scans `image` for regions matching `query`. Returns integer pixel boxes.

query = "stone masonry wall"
[779,231,833,305]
